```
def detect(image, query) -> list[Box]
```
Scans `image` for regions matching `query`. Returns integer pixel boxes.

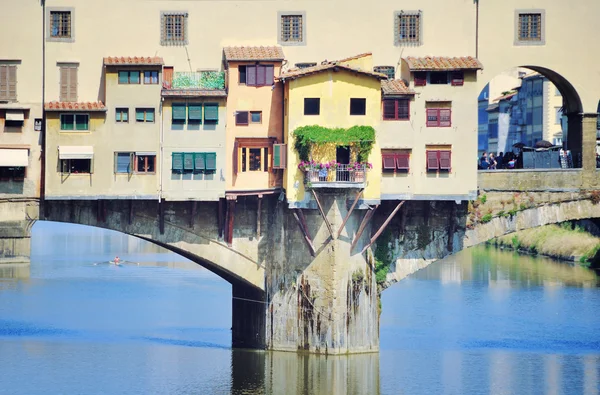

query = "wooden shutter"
[163,66,173,88]
[398,100,410,120]
[414,72,427,87]
[246,65,256,86]
[439,151,452,170]
[256,65,266,86]
[68,67,78,102]
[396,154,410,170]
[7,65,16,102]
[172,104,186,121]
[204,104,218,122]
[194,153,206,171]
[265,65,274,86]
[451,71,464,86]
[382,155,396,170]
[427,150,439,171]
[188,104,202,121]
[382,100,396,120]
[172,153,183,172]
[273,144,286,169]
[235,111,249,125]
[183,153,195,171]
[426,109,439,127]
[205,152,217,171]
[233,141,239,175]
[439,109,452,127]
[60,67,69,102]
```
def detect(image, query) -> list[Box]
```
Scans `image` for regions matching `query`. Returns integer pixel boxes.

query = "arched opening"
[477,66,584,169]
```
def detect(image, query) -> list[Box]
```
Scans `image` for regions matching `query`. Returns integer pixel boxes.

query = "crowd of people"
[478,151,520,170]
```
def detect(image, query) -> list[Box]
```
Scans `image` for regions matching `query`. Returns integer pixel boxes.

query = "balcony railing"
[162,71,225,90]
[304,164,367,187]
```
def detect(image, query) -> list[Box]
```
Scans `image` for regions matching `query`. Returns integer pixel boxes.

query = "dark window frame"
[116,108,129,123]
[304,98,320,115]
[382,98,410,121]
[350,98,367,116]
[429,72,448,85]
[426,108,452,127]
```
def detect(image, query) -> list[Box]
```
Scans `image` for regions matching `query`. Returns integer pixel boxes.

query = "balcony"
[303,164,368,188]
[162,71,225,90]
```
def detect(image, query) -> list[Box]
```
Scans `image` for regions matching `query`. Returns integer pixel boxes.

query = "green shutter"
[194,153,206,171]
[172,153,183,171]
[146,109,154,122]
[130,71,140,84]
[122,110,128,122]
[60,114,74,130]
[273,144,281,167]
[172,104,186,121]
[135,109,144,122]
[205,153,217,171]
[183,153,194,171]
[118,71,128,84]
[204,103,218,123]
[75,114,89,130]
[188,104,202,121]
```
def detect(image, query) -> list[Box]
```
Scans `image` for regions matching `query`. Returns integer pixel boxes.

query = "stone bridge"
[2,168,600,354]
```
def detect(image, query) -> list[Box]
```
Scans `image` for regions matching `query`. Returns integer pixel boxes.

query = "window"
[414,72,427,87]
[188,104,202,124]
[116,108,129,123]
[429,72,448,85]
[250,111,262,124]
[374,66,395,80]
[50,11,71,39]
[204,103,219,124]
[135,108,154,122]
[382,150,410,172]
[395,11,421,46]
[249,148,262,171]
[488,119,498,139]
[119,71,140,84]
[236,143,271,173]
[350,98,366,115]
[272,144,287,169]
[426,103,452,127]
[61,159,91,174]
[235,111,249,126]
[383,99,410,121]
[451,71,464,86]
[60,114,89,131]
[0,167,26,182]
[0,64,17,102]
[172,152,217,174]
[241,65,274,87]
[304,98,320,115]
[279,14,304,44]
[172,103,186,124]
[515,11,545,45]
[59,64,78,102]
[4,110,24,132]
[161,12,188,46]
[555,107,563,125]
[144,71,159,84]
[114,152,156,174]
[426,150,451,172]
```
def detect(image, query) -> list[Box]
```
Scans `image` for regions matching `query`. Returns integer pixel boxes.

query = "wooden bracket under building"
[337,189,363,238]
[158,200,165,235]
[190,201,197,229]
[293,208,316,256]
[256,194,263,237]
[447,202,457,253]
[350,205,378,252]
[360,201,405,255]
[218,198,224,239]
[225,198,236,247]
[311,190,334,239]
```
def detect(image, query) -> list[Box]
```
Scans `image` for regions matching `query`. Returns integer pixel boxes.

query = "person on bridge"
[479,152,489,170]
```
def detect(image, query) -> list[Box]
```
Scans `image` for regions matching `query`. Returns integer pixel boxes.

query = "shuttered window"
[0,64,17,102]
[204,103,218,124]
[426,151,439,171]
[59,65,77,102]
[451,71,464,86]
[439,151,451,170]
[246,66,256,86]
[205,153,217,171]
[183,153,195,171]
[414,72,427,87]
[188,104,202,122]
[243,65,274,87]
[172,153,183,172]
[382,151,410,172]
[171,152,216,174]
[273,144,287,169]
[236,111,249,126]
[426,108,452,127]
[426,150,452,172]
[172,103,186,122]
[382,99,410,120]
[194,153,206,171]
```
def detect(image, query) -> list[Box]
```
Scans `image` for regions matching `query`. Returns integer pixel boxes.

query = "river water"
[0,222,599,395]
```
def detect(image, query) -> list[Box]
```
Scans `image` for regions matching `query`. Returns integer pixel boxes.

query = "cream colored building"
[1,0,599,203]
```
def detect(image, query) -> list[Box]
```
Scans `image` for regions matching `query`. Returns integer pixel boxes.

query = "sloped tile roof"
[223,46,284,62]
[45,101,107,111]
[404,56,483,71]
[103,56,164,66]
[493,91,518,102]
[161,89,227,98]
[337,52,372,63]
[381,80,415,96]
[278,62,387,81]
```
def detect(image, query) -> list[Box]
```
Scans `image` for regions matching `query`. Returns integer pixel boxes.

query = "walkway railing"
[304,164,367,186]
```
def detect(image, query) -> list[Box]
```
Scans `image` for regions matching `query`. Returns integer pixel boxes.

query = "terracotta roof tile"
[381,80,415,96]
[161,89,227,98]
[223,46,284,62]
[404,56,483,71]
[103,56,164,66]
[45,101,107,111]
[279,62,386,81]
[493,91,518,102]
[337,52,372,63]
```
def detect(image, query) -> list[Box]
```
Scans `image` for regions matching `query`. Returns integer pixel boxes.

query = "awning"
[5,110,24,121]
[135,151,156,156]
[0,148,29,167]
[59,146,94,160]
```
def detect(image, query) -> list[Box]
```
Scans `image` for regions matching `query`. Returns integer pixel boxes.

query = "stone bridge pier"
[0,199,38,266]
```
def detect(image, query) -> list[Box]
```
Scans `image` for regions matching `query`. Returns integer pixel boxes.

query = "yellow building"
[279,53,386,207]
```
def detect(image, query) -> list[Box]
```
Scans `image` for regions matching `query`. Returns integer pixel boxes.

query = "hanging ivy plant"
[293,125,375,162]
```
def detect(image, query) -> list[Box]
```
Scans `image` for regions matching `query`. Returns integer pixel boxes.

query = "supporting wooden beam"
[218,198,224,238]
[360,201,405,255]
[158,200,165,235]
[293,209,316,256]
[447,202,457,253]
[311,190,334,239]
[350,205,378,252]
[256,195,263,237]
[226,199,236,247]
[190,201,197,229]
[223,199,230,241]
[337,189,363,238]
[128,199,134,225]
